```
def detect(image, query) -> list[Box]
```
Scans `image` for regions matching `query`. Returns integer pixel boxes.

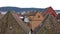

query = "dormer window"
[38,16,40,18]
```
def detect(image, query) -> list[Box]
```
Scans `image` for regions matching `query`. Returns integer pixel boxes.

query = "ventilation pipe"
[24,16,29,23]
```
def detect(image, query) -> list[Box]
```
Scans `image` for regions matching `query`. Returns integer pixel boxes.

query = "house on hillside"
[33,14,60,34]
[43,7,57,17]
[0,11,30,34]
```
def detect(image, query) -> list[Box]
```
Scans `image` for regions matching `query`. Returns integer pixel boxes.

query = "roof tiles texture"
[33,14,59,34]
[1,11,30,34]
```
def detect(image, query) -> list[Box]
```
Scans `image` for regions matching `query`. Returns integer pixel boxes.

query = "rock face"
[33,14,59,34]
[0,11,30,34]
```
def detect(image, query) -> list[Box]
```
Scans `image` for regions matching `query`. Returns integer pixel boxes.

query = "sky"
[0,0,60,10]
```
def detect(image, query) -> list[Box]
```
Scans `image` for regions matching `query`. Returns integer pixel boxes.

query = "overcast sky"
[0,0,60,10]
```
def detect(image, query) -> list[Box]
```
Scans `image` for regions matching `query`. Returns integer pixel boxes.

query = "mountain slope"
[0,7,45,12]
[0,7,59,13]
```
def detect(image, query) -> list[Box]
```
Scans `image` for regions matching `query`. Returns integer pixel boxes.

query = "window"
[38,16,40,18]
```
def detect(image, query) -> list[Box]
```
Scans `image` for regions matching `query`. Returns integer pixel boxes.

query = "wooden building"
[28,11,44,31]
[19,11,44,31]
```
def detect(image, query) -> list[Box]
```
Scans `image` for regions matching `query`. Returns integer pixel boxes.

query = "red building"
[44,7,57,17]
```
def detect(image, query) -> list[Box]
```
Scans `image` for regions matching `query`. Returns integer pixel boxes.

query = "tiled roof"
[21,11,41,16]
[1,11,30,32]
[13,13,30,32]
[0,13,4,19]
[43,7,57,17]
[32,14,49,34]
[33,14,58,34]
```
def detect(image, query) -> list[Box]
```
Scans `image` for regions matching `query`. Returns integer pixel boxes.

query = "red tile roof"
[44,7,57,17]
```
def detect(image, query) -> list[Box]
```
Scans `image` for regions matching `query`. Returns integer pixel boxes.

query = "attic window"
[38,16,40,18]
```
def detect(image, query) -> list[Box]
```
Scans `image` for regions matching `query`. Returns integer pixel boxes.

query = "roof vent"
[9,26,13,30]
[24,16,29,23]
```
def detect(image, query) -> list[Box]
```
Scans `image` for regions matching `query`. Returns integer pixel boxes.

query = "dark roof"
[32,14,49,34]
[33,14,58,34]
[1,11,30,32]
[0,14,4,19]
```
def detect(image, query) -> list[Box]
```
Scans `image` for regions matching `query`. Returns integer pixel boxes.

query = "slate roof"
[32,14,49,34]
[1,11,30,33]
[0,13,4,19]
[32,14,58,34]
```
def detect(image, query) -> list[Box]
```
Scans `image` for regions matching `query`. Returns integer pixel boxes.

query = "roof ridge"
[32,14,49,34]
[1,11,30,33]
[10,12,31,32]
[43,7,57,17]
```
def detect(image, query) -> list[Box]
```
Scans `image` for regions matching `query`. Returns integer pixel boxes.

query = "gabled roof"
[29,12,44,31]
[1,11,30,32]
[31,12,44,21]
[33,14,58,34]
[43,7,57,17]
